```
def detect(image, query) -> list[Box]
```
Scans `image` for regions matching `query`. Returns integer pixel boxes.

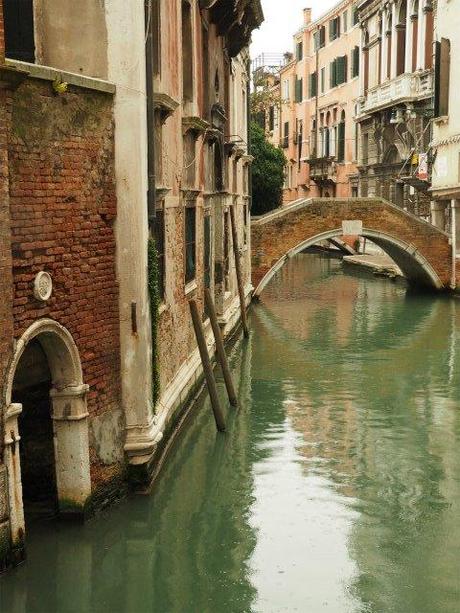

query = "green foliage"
[250,122,286,215]
[148,236,160,407]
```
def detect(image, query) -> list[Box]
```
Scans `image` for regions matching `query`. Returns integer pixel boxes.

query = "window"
[203,215,212,289]
[282,122,289,148]
[321,67,325,93]
[3,0,35,62]
[155,208,166,300]
[362,133,369,165]
[314,26,326,50]
[243,164,249,194]
[337,112,345,162]
[352,5,359,26]
[297,120,303,168]
[330,55,348,87]
[295,77,303,103]
[232,159,238,193]
[182,1,194,102]
[329,16,340,41]
[343,10,348,33]
[296,41,303,61]
[183,132,196,188]
[152,0,161,75]
[351,46,360,78]
[434,38,451,118]
[202,24,210,118]
[309,72,317,98]
[154,111,163,184]
[185,205,196,284]
[243,204,249,246]
[283,79,290,101]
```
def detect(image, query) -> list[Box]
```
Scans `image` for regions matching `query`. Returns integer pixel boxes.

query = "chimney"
[303,8,312,25]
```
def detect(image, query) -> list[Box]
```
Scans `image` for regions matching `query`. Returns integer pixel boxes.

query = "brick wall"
[252,198,452,292]
[7,77,121,485]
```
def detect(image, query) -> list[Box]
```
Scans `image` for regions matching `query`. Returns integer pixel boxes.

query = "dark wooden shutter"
[4,0,35,62]
[337,122,345,162]
[434,38,451,118]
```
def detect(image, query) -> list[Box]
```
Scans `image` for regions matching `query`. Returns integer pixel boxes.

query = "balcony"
[308,157,337,183]
[357,70,433,117]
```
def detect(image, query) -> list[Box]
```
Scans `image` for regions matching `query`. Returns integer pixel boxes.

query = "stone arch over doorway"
[3,319,91,552]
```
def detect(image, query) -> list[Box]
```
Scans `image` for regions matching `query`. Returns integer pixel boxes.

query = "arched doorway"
[3,319,91,553]
[12,339,57,517]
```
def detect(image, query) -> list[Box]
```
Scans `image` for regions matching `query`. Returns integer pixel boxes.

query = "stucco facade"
[430,0,460,253]
[276,2,361,202]
[356,0,434,218]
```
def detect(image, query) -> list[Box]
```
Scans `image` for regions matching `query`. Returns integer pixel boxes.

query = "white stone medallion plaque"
[33,271,53,301]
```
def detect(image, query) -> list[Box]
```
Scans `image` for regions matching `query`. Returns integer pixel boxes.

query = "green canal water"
[1,253,460,613]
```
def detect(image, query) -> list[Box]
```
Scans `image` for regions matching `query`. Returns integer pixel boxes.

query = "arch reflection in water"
[1,253,460,613]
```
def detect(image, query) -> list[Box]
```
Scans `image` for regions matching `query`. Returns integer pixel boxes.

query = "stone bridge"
[251,198,453,297]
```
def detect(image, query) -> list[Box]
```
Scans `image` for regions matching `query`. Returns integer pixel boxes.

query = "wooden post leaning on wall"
[204,288,238,407]
[229,205,249,338]
[189,299,226,432]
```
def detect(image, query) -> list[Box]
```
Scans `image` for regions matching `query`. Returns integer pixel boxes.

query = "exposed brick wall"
[252,198,452,291]
[6,77,121,482]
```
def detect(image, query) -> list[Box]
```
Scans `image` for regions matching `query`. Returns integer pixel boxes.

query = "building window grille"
[185,204,196,284]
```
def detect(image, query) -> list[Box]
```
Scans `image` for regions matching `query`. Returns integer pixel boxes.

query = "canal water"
[1,253,460,613]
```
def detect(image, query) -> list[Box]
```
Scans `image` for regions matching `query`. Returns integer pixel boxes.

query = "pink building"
[279,2,361,202]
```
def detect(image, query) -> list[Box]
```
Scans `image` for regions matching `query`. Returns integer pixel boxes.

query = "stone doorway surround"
[3,319,91,552]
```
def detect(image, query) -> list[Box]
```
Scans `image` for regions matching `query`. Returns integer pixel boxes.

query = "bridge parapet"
[251,197,452,297]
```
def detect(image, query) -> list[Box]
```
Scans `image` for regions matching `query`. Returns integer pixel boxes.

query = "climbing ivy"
[148,236,160,407]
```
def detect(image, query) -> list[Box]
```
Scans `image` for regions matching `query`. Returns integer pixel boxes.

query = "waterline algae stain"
[1,254,460,612]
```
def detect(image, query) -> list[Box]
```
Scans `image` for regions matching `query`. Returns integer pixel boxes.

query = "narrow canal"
[1,253,460,613]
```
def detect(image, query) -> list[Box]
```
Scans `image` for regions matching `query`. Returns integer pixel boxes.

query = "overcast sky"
[251,0,338,59]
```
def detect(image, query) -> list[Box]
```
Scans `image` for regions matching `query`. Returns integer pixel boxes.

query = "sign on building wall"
[417,153,428,181]
[342,220,363,235]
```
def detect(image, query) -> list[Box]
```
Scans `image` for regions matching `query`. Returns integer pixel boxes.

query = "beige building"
[277,2,361,202]
[430,0,460,251]
[356,0,434,216]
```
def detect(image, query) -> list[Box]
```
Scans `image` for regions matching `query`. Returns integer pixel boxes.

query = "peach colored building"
[279,2,361,202]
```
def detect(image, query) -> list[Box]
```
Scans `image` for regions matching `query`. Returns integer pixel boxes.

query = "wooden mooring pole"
[204,288,238,407]
[189,299,226,432]
[229,205,249,338]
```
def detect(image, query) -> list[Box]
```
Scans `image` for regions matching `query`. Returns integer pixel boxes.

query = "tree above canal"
[250,122,286,215]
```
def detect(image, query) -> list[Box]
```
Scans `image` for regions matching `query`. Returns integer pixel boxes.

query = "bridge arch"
[251,198,452,298]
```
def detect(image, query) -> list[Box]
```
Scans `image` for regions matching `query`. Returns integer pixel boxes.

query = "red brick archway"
[251,198,452,296]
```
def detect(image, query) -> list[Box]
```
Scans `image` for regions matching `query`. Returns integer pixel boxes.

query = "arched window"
[386,12,393,79]
[396,1,407,76]
[337,110,346,162]
[411,1,419,72]
[363,31,370,93]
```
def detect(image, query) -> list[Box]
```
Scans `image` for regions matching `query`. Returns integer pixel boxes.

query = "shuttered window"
[296,41,303,61]
[337,121,345,162]
[295,77,303,103]
[3,0,35,62]
[434,38,450,118]
[282,122,289,148]
[309,72,317,98]
[329,16,340,41]
[331,56,348,87]
[352,5,359,26]
[351,46,360,78]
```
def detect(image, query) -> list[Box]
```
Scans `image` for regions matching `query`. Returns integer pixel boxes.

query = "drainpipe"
[315,44,319,159]
[145,0,156,228]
